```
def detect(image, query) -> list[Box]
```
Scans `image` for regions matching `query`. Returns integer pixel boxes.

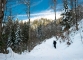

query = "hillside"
[0,19,83,60]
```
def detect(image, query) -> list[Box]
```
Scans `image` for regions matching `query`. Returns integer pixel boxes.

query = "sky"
[6,0,83,21]
[5,0,63,20]
[11,0,62,14]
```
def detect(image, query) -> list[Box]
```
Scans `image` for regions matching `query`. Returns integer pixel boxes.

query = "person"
[53,40,57,49]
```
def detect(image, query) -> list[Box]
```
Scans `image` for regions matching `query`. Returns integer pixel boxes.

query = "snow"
[1,20,83,60]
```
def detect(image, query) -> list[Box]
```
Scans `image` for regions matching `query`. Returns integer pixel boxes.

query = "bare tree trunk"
[20,0,31,52]
[53,0,57,39]
[0,0,1,39]
[54,0,56,21]
[0,0,4,40]
[0,0,6,39]
[70,0,74,25]
[75,0,78,30]
[28,4,31,52]
[23,0,31,52]
[0,19,2,39]
[0,0,5,53]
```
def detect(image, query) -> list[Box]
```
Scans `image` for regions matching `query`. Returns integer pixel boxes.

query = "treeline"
[1,17,29,53]
[0,17,59,53]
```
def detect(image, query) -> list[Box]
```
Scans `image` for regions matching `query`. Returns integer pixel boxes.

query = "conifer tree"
[61,0,71,31]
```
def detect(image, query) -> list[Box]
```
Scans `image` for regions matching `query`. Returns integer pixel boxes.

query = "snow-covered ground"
[0,19,83,60]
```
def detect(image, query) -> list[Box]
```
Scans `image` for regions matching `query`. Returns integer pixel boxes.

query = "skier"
[53,40,57,49]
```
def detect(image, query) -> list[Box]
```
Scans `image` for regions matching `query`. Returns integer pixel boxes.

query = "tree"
[0,0,6,43]
[21,22,29,51]
[51,0,57,21]
[69,0,78,30]
[75,0,78,30]
[19,0,35,52]
[7,16,14,46]
[51,0,58,39]
[61,0,71,31]
[15,19,21,44]
[37,24,42,40]
[1,16,14,53]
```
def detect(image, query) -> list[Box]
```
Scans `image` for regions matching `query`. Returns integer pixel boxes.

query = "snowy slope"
[0,19,83,60]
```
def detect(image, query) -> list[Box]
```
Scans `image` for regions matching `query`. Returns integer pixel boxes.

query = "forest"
[0,0,83,54]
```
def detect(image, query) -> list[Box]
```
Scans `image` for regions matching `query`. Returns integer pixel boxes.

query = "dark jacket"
[53,41,57,48]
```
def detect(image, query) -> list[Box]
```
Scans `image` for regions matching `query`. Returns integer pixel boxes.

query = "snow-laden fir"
[0,20,83,60]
